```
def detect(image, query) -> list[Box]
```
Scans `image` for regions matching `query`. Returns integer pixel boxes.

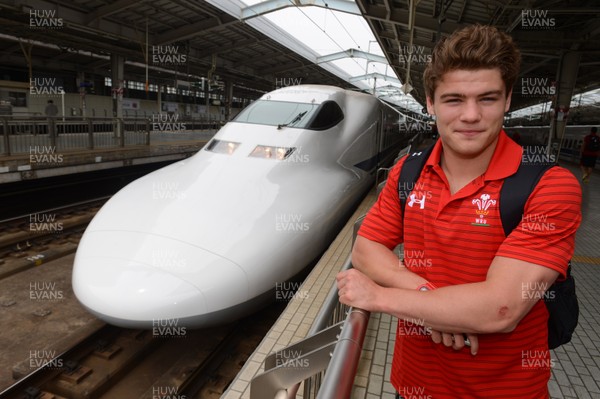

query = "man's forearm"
[352,236,427,289]
[374,282,517,334]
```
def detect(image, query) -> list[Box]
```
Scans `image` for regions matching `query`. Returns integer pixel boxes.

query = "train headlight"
[249,145,295,160]
[206,139,240,155]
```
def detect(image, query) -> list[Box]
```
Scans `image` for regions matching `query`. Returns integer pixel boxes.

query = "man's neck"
[440,142,497,194]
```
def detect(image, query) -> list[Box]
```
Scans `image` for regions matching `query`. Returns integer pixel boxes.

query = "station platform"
[223,163,600,399]
[0,131,214,184]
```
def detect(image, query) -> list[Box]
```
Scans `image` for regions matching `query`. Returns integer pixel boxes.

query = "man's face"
[426,68,511,159]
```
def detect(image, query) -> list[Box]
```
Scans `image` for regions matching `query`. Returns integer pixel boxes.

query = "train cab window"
[306,101,344,130]
[233,100,317,128]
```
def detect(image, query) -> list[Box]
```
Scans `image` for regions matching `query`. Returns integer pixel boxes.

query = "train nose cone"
[73,258,205,328]
[73,231,249,328]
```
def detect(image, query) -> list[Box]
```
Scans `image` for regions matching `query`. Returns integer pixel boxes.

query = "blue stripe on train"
[354,146,402,171]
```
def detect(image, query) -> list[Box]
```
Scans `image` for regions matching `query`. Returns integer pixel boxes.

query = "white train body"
[72,85,404,328]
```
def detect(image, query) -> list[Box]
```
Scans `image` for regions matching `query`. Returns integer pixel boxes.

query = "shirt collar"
[424,130,521,180]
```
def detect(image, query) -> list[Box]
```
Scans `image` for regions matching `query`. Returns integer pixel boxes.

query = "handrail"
[281,256,354,399]
[316,308,370,399]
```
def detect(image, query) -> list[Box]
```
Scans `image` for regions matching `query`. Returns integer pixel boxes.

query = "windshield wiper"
[277,111,307,130]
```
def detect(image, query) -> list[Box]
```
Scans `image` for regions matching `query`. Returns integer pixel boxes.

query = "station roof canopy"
[0,0,599,114]
[355,0,600,113]
[0,0,354,99]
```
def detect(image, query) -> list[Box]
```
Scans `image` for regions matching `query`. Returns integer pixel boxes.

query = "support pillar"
[549,51,580,156]
[77,71,86,117]
[111,54,125,137]
[225,80,233,121]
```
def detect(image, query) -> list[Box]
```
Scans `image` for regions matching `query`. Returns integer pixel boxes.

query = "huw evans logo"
[30,78,64,95]
[151,114,186,133]
[152,318,187,337]
[521,281,555,301]
[522,146,556,165]
[521,10,556,29]
[275,77,303,89]
[151,249,187,272]
[398,318,432,339]
[275,213,310,232]
[275,349,310,368]
[521,77,556,97]
[283,146,310,163]
[275,281,309,302]
[403,249,432,268]
[152,45,187,66]
[398,181,432,201]
[521,350,555,370]
[397,386,433,399]
[399,120,432,133]
[29,213,63,233]
[398,45,431,65]
[30,281,64,300]
[520,213,556,233]
[29,146,63,165]
[152,386,187,399]
[29,350,64,369]
[29,9,63,29]
[152,182,187,200]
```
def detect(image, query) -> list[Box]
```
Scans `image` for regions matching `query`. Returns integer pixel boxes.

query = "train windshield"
[233,100,318,129]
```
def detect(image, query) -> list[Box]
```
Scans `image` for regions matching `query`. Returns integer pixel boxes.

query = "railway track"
[0,198,107,281]
[1,300,285,399]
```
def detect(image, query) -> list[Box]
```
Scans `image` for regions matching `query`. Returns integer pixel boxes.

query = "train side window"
[307,101,344,130]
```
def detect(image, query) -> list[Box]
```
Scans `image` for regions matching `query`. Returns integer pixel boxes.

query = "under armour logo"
[408,193,426,209]
[412,151,422,156]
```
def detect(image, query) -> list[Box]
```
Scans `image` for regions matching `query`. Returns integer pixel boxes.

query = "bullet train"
[72,85,407,328]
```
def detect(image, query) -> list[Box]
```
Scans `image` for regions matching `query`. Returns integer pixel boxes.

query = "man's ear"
[505,90,512,113]
[426,96,435,116]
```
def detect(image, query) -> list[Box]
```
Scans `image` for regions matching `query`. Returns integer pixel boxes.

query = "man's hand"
[431,329,479,355]
[336,269,382,312]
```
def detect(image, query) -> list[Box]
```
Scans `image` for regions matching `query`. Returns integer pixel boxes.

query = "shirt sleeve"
[495,166,582,277]
[357,158,406,249]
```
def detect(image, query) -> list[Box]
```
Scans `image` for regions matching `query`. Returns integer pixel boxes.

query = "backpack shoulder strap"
[399,144,436,214]
[499,163,556,236]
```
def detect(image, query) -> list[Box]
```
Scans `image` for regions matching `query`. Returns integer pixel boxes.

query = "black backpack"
[397,144,578,349]
[587,135,600,152]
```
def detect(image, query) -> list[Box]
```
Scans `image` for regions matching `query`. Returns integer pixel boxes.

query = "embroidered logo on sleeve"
[471,193,497,226]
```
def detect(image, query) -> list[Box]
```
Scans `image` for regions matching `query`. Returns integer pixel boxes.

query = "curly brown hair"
[423,24,521,101]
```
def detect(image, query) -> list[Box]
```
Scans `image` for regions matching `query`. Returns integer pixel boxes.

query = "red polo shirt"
[358,131,581,399]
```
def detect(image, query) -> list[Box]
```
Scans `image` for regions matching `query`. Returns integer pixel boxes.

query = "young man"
[580,126,599,183]
[337,25,581,398]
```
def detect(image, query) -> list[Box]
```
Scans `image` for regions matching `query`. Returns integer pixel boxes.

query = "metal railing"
[0,115,220,157]
[250,217,370,399]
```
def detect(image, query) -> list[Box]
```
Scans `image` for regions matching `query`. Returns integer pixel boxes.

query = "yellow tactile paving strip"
[572,255,600,265]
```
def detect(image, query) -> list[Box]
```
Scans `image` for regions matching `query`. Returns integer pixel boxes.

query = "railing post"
[88,119,94,149]
[146,119,151,146]
[49,118,57,149]
[2,118,10,156]
[119,119,125,147]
